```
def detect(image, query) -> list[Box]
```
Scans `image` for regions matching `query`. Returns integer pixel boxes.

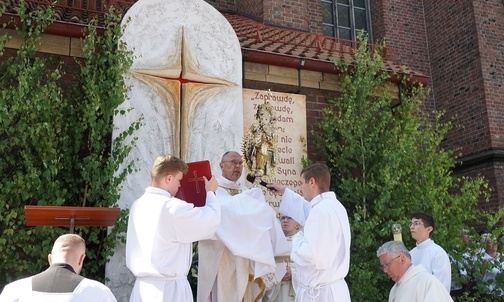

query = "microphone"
[246,174,276,190]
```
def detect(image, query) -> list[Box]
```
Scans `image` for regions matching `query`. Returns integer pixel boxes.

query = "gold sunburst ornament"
[242,98,278,181]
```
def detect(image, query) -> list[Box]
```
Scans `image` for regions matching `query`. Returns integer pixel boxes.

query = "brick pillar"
[370,0,434,112]
[423,0,504,208]
[307,0,323,35]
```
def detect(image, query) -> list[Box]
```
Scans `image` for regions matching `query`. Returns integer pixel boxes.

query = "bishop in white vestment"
[197,151,290,302]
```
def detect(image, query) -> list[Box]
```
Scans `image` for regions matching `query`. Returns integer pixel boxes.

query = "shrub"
[0,2,140,285]
[315,33,504,301]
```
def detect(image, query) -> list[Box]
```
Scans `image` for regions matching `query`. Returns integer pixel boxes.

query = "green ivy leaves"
[0,3,138,285]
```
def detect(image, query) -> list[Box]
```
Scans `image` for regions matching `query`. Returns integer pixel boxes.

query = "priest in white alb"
[197,151,290,302]
[377,241,453,302]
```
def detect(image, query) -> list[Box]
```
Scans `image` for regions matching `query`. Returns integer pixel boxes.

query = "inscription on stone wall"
[243,89,307,211]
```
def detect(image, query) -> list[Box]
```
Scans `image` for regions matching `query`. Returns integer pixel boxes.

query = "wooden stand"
[25,206,120,233]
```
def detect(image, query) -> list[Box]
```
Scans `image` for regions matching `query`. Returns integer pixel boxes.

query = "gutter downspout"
[242,51,248,88]
[294,58,306,94]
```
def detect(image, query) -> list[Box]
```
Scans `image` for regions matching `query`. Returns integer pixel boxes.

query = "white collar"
[416,238,433,247]
[309,191,337,207]
[217,176,244,190]
[396,264,415,287]
[145,186,172,197]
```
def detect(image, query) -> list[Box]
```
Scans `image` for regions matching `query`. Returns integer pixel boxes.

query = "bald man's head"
[49,234,86,274]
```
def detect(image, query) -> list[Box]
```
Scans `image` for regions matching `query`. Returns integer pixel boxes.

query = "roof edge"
[243,48,430,87]
[0,14,102,38]
[0,13,429,87]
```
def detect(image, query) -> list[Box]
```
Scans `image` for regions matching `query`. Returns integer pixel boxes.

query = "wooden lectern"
[25,206,120,233]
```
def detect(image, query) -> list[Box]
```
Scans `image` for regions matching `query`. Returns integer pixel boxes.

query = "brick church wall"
[423,0,489,156]
[456,161,503,213]
[472,0,504,206]
[422,0,503,207]
[473,0,504,150]
[0,47,16,64]
[236,0,263,19]
[369,0,386,43]
[206,0,322,34]
[204,0,236,14]
[263,0,311,31]
[207,0,315,31]
[307,0,323,34]
[369,0,431,77]
[370,0,435,113]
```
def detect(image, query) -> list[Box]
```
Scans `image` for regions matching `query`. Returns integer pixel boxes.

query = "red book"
[175,160,212,207]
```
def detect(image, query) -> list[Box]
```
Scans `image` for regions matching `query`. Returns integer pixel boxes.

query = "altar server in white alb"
[377,241,453,302]
[0,233,117,302]
[268,162,351,302]
[408,212,451,292]
[126,154,221,302]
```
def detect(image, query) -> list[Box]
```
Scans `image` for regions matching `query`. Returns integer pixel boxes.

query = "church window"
[322,0,372,41]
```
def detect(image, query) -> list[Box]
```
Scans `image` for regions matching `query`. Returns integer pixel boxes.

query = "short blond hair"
[150,155,188,181]
[52,234,86,255]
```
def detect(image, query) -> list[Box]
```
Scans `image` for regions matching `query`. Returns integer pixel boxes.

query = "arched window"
[322,0,372,41]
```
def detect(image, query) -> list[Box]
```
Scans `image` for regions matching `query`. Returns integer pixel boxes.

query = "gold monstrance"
[242,93,278,185]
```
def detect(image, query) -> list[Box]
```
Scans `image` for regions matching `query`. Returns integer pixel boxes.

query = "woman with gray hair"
[377,241,453,302]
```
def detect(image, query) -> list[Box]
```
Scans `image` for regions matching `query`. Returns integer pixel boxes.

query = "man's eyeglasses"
[279,216,293,221]
[222,160,243,167]
[409,221,424,227]
[381,255,400,270]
